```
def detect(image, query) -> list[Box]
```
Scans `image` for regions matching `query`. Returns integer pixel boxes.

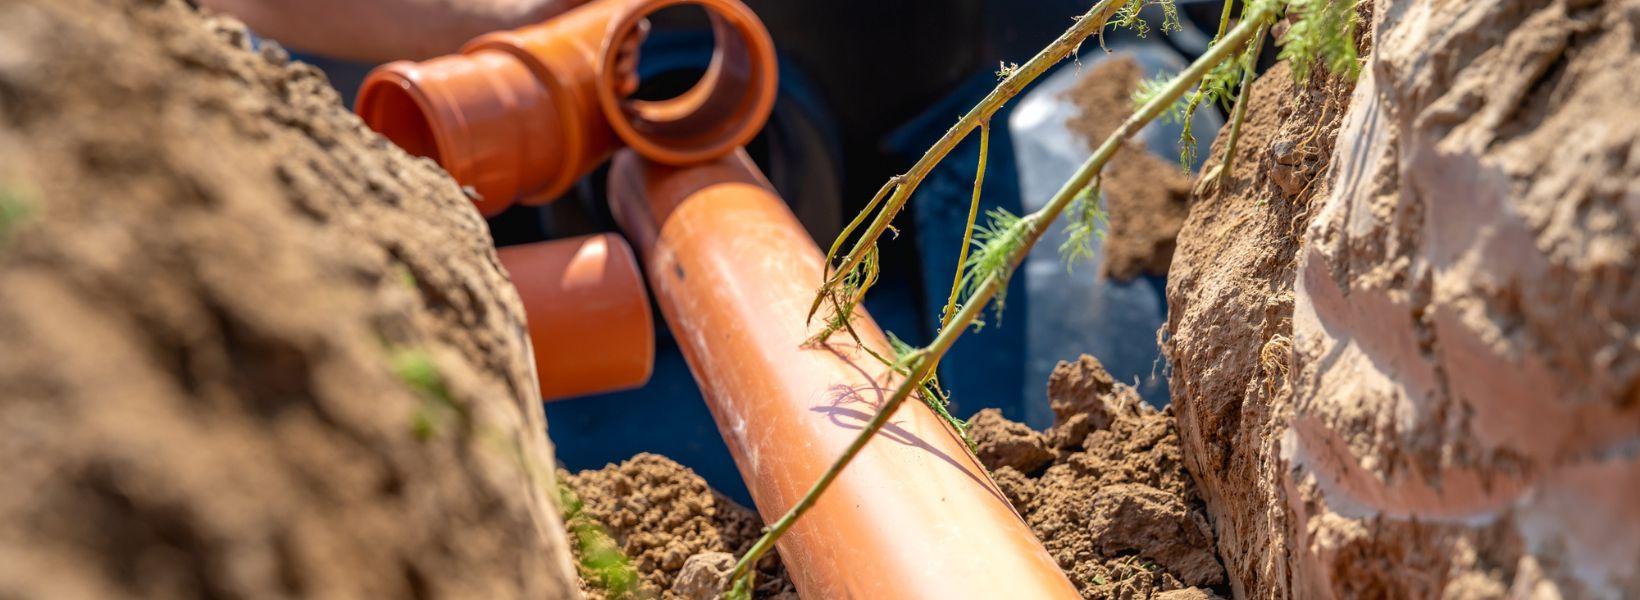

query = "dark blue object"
[882,72,1035,424]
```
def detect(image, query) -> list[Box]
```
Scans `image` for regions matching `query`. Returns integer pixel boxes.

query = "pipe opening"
[597,0,776,165]
[625,6,711,102]
[356,78,442,164]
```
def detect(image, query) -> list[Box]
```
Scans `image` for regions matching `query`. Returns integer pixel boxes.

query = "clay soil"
[970,355,1226,599]
[1062,54,1194,282]
[1166,0,1639,596]
[562,455,795,599]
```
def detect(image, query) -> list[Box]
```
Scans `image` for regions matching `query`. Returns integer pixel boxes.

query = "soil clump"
[1165,0,1639,596]
[971,355,1227,599]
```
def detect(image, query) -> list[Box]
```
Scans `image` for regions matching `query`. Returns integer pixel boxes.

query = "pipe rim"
[594,0,778,165]
[357,62,523,216]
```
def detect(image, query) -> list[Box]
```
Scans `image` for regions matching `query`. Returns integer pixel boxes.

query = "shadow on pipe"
[608,147,1080,599]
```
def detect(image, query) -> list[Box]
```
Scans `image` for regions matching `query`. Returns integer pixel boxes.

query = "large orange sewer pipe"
[608,148,1081,599]
[355,0,778,216]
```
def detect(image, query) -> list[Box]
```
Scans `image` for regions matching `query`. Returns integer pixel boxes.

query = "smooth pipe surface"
[498,234,654,401]
[607,149,1080,599]
[355,0,777,216]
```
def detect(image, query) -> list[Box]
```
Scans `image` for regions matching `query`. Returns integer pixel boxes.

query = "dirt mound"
[0,0,576,597]
[1167,0,1639,597]
[564,454,795,599]
[972,355,1226,599]
[1285,0,1640,596]
[1063,54,1194,281]
[1161,55,1353,599]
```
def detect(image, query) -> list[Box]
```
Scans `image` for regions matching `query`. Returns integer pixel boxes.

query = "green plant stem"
[1217,23,1268,186]
[1214,0,1236,40]
[940,122,990,329]
[728,253,1006,596]
[730,11,1273,596]
[808,0,1125,326]
[1045,10,1274,246]
[818,175,899,288]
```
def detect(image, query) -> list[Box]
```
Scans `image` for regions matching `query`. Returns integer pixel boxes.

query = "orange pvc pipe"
[355,0,778,217]
[607,149,1081,599]
[498,234,654,401]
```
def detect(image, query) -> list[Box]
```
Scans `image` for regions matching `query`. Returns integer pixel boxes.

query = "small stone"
[670,552,735,600]
[1155,587,1224,600]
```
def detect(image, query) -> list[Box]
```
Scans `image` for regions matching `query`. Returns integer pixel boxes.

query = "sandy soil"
[971,355,1226,599]
[0,0,577,597]
[1062,54,1194,282]
[563,455,795,599]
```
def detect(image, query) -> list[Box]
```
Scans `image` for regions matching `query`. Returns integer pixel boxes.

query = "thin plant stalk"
[727,242,1009,598]
[1217,23,1268,185]
[808,0,1126,327]
[819,175,899,286]
[1213,0,1236,40]
[728,10,1273,596]
[940,122,991,329]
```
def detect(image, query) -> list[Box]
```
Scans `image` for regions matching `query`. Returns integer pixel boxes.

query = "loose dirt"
[0,0,576,597]
[563,454,795,599]
[1063,54,1194,281]
[972,355,1226,599]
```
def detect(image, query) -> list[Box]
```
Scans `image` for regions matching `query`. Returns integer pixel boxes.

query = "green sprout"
[1110,0,1183,39]
[558,482,644,598]
[1280,0,1361,82]
[390,348,462,440]
[1060,177,1108,268]
[959,208,1036,327]
[0,184,38,246]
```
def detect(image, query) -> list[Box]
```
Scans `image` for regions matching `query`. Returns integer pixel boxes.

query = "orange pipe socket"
[355,0,778,217]
[498,234,654,401]
[607,149,1081,599]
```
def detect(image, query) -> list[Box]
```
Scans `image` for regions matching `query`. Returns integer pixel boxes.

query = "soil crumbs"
[562,455,795,599]
[972,355,1226,599]
[1062,54,1193,281]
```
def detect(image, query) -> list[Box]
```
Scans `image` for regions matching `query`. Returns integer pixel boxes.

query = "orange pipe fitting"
[355,0,778,217]
[607,149,1081,599]
[498,234,654,401]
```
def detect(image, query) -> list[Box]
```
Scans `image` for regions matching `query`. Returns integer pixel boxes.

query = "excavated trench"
[1,0,1634,598]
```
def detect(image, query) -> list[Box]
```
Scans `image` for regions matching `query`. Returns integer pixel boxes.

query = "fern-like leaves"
[1279,0,1361,82]
[959,209,1035,328]
[1110,0,1183,38]
[1060,177,1107,268]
